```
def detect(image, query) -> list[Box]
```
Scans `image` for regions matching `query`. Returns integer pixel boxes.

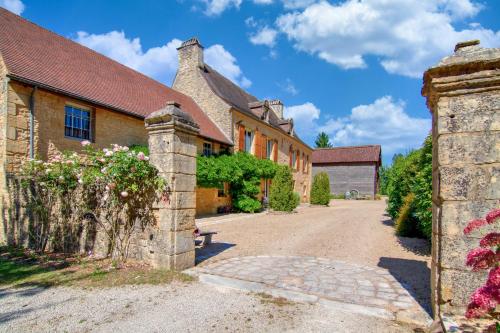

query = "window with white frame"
[244,130,253,153]
[266,139,273,160]
[65,105,91,140]
[203,142,213,156]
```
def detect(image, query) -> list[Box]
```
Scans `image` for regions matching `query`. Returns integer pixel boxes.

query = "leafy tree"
[196,152,277,213]
[378,165,389,195]
[314,132,333,148]
[310,172,331,205]
[269,165,298,212]
[411,135,432,239]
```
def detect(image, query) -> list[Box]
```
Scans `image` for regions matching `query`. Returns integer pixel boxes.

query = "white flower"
[137,152,145,161]
[99,158,106,163]
[59,176,64,181]
[101,167,107,173]
[120,191,128,198]
[145,156,149,161]
[78,179,83,184]
[105,151,113,157]
[122,146,129,152]
[81,140,91,146]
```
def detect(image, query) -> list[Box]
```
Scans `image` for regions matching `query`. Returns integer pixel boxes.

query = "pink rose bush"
[22,143,166,261]
[463,208,500,320]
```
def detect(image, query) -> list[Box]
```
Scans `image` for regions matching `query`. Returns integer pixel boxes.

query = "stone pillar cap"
[145,101,199,130]
[454,40,480,52]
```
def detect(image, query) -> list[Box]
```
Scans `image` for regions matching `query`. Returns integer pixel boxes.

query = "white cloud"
[0,0,25,14]
[202,0,242,16]
[284,102,320,135]
[75,31,251,88]
[253,0,273,4]
[318,96,431,155]
[250,26,278,47]
[278,78,299,95]
[281,0,317,9]
[75,31,181,84]
[205,44,252,88]
[276,0,500,78]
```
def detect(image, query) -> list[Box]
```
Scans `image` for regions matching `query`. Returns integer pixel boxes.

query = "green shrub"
[330,193,345,199]
[293,192,301,207]
[269,166,298,212]
[411,135,432,239]
[196,152,277,213]
[310,172,331,205]
[395,193,418,237]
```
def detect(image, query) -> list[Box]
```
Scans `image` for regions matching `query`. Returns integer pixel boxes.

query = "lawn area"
[0,246,193,288]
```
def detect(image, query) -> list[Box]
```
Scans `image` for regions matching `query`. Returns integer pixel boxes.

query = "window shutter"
[238,125,245,151]
[254,129,261,158]
[289,146,293,167]
[273,141,278,162]
[297,150,301,171]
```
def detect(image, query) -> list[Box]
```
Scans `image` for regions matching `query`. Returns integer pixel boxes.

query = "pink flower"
[464,219,488,235]
[108,182,116,190]
[81,140,91,146]
[120,191,128,198]
[487,267,500,288]
[465,304,489,319]
[485,209,500,224]
[137,152,145,161]
[105,151,113,157]
[466,285,498,319]
[466,248,498,271]
[480,232,500,248]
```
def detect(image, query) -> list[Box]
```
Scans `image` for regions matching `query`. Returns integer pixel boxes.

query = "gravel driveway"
[196,199,431,312]
[0,199,430,332]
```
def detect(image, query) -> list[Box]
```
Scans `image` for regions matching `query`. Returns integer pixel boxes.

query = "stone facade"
[174,38,313,204]
[312,163,379,198]
[422,41,500,318]
[232,111,312,202]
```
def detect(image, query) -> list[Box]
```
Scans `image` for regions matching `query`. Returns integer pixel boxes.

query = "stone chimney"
[269,99,284,119]
[177,37,204,72]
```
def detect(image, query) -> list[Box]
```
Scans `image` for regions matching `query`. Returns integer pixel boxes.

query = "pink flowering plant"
[463,208,500,322]
[22,142,166,263]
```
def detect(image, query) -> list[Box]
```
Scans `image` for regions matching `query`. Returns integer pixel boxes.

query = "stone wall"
[233,111,313,202]
[312,163,378,198]
[422,41,500,318]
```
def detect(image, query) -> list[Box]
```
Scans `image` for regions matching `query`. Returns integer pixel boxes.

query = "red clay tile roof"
[312,145,382,164]
[0,8,231,145]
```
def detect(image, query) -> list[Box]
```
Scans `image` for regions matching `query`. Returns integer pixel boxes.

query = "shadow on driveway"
[378,256,432,316]
[195,243,236,265]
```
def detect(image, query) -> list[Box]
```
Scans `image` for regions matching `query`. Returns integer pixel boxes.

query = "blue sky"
[1,0,499,163]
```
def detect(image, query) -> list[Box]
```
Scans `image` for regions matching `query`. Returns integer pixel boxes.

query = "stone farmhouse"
[0,8,312,235]
[312,145,381,198]
[173,38,312,214]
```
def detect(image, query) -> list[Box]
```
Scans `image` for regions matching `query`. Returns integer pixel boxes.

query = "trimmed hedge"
[269,166,298,212]
[310,172,331,205]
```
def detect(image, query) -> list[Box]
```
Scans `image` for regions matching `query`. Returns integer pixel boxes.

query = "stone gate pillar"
[422,41,500,318]
[145,101,199,270]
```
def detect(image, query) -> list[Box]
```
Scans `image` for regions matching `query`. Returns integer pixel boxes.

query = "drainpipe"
[29,86,37,159]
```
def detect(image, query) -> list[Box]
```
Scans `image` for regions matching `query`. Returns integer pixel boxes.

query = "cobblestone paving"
[195,255,431,324]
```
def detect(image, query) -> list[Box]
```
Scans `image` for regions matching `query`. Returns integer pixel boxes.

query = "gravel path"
[0,283,418,332]
[196,200,431,313]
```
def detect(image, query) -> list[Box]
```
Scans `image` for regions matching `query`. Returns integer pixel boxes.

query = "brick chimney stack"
[269,99,284,119]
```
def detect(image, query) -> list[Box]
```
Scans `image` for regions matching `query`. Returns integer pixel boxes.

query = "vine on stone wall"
[196,152,278,213]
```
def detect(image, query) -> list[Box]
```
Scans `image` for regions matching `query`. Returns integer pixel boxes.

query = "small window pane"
[65,105,92,140]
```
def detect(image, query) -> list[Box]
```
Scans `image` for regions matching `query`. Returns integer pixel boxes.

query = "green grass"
[0,246,194,288]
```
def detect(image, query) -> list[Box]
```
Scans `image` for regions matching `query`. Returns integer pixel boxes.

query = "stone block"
[161,172,197,192]
[439,268,486,314]
[440,200,499,237]
[439,165,500,201]
[150,153,196,175]
[439,234,481,270]
[157,208,196,231]
[6,127,16,140]
[437,132,500,165]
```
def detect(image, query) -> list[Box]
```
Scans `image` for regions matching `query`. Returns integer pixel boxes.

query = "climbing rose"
[466,248,497,271]
[485,209,500,224]
[120,191,128,198]
[464,219,488,235]
[81,140,91,146]
[479,232,500,248]
[137,152,145,161]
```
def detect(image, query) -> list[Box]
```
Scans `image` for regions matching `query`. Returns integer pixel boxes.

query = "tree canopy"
[314,132,333,148]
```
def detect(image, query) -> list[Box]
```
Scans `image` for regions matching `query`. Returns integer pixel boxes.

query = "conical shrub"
[269,166,297,212]
[310,172,331,206]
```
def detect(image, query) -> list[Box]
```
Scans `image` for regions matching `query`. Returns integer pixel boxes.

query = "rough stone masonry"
[422,40,500,318]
